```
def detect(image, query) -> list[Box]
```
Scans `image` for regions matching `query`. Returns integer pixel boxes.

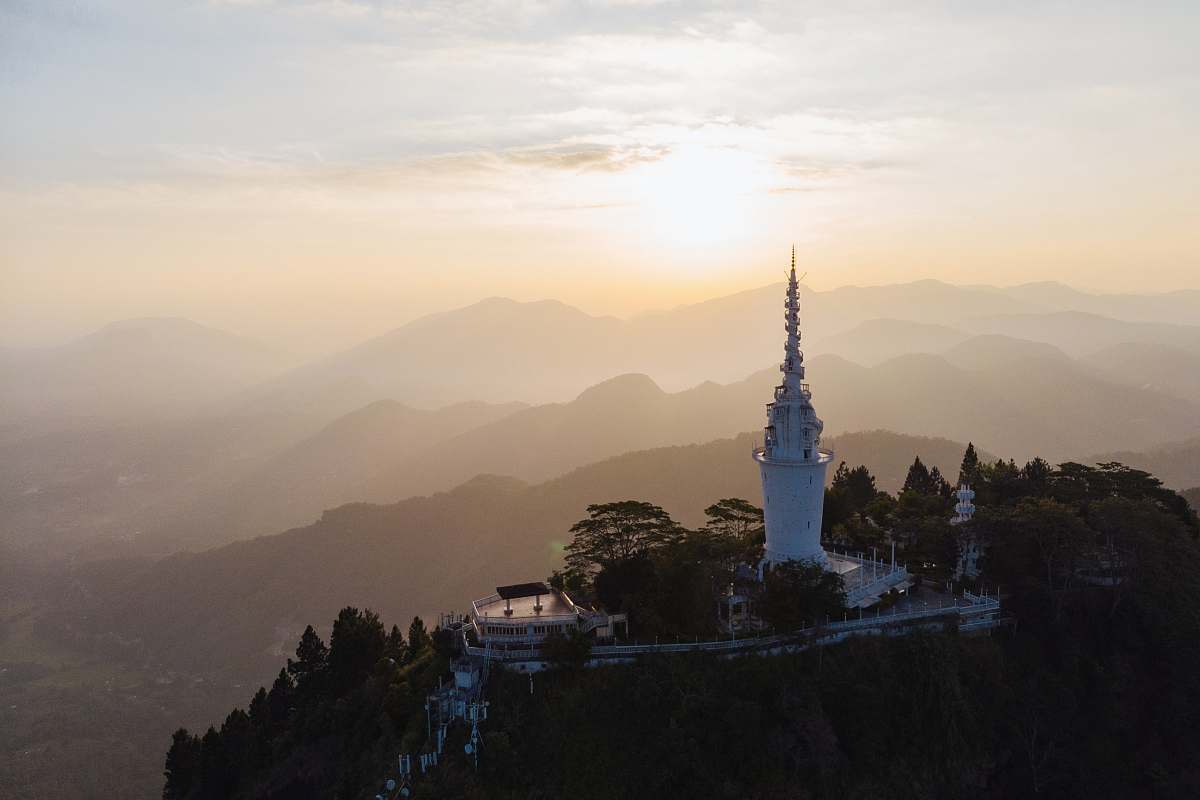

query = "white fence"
[464,594,1001,663]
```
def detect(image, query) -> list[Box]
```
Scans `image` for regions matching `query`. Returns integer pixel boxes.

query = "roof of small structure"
[496,582,551,600]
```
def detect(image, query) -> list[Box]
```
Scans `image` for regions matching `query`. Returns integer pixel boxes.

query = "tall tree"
[384,624,407,663]
[564,501,681,575]
[838,464,879,512]
[902,456,935,496]
[286,625,328,691]
[162,728,201,800]
[328,607,386,692]
[957,442,982,487]
[407,616,430,657]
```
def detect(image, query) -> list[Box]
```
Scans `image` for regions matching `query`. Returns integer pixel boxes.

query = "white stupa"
[753,249,833,567]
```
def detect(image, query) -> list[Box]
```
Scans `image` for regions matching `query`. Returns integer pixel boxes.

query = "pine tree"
[384,624,407,663]
[328,607,386,692]
[903,456,934,495]
[407,616,430,658]
[958,442,981,488]
[162,728,201,800]
[266,668,293,727]
[286,625,328,691]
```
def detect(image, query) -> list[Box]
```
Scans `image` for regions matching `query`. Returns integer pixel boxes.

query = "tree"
[902,457,935,496]
[929,466,953,500]
[704,498,764,542]
[286,625,328,692]
[384,624,407,663]
[564,501,681,576]
[328,607,386,692]
[759,561,846,631]
[957,442,982,488]
[703,497,765,566]
[542,628,594,670]
[163,728,200,800]
[266,668,293,727]
[407,616,430,657]
[838,464,879,512]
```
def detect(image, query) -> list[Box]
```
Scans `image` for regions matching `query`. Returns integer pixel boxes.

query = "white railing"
[464,595,1001,663]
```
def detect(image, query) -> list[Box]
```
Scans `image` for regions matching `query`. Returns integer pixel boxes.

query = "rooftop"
[496,582,551,600]
[474,588,577,621]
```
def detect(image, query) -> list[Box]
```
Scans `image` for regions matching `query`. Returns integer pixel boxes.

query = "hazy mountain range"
[4,278,1198,800]
[4,280,1197,430]
[4,314,1198,560]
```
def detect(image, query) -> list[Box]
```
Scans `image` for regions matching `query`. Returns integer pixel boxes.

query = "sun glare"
[630,145,771,251]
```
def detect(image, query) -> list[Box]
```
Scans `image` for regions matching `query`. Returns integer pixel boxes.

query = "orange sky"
[2,2,1198,352]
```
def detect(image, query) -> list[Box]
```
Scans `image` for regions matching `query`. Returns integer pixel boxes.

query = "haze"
[3,1,1199,353]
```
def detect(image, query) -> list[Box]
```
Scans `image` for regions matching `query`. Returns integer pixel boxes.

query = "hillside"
[45,430,979,680]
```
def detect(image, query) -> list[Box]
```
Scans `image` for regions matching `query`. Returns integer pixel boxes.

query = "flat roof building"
[470,582,625,648]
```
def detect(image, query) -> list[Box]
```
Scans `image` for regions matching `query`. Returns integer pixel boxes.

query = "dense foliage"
[162,610,444,800]
[165,451,1200,799]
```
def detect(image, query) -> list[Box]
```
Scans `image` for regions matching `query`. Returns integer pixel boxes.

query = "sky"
[1,0,1198,353]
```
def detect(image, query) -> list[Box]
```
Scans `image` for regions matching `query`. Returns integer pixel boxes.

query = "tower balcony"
[773,383,811,401]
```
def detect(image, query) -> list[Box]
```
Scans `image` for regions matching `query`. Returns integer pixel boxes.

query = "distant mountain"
[0,318,291,425]
[240,281,1200,410]
[243,297,627,409]
[1079,342,1200,405]
[1086,438,1200,491]
[807,319,969,366]
[962,311,1200,357]
[810,341,1199,462]
[135,336,1189,553]
[11,338,1198,558]
[47,429,979,680]
[992,282,1200,327]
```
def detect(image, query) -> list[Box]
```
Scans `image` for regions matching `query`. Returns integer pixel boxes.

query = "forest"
[162,447,1200,799]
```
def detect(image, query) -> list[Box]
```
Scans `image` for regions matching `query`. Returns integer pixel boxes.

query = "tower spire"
[753,246,830,567]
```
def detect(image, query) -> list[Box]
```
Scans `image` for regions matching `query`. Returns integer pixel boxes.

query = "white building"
[952,485,981,579]
[753,249,833,567]
[753,251,911,607]
[469,582,625,648]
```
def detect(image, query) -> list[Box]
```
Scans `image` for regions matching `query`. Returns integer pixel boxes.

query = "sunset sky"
[2,1,1198,352]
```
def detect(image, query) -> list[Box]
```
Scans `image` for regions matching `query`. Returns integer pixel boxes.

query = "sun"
[630,145,771,251]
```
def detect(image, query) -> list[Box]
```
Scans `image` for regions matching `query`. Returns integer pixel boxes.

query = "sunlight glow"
[629,145,773,250]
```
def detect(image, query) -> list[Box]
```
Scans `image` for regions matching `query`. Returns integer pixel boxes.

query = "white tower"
[753,249,833,567]
[952,485,976,525]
